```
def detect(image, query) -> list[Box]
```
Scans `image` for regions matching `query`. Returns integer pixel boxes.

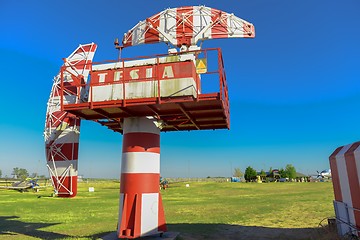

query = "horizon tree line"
[233,164,297,182]
[0,167,46,180]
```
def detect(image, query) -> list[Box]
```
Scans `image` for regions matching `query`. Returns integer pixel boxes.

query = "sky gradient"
[0,0,359,178]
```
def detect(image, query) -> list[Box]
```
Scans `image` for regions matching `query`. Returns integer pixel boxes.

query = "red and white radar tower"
[44,6,255,238]
[44,43,97,197]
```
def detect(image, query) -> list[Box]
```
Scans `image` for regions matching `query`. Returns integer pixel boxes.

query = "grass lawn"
[0,180,337,239]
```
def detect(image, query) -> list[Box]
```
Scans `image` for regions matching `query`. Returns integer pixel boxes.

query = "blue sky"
[0,0,359,178]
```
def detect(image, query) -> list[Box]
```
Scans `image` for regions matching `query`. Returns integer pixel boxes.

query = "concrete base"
[100,231,179,240]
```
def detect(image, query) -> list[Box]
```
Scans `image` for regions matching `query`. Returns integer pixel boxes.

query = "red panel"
[46,111,80,128]
[211,8,229,39]
[158,62,195,79]
[75,44,96,53]
[52,176,77,197]
[344,142,360,229]
[158,193,167,232]
[91,69,114,84]
[120,173,160,194]
[123,132,160,154]
[145,14,160,44]
[243,23,256,38]
[176,7,193,46]
[118,173,163,238]
[90,61,196,85]
[122,66,153,81]
[123,32,133,47]
[118,193,142,238]
[46,143,79,161]
[46,111,66,128]
[66,59,92,69]
[51,82,79,97]
[91,67,152,84]
[63,84,78,96]
[329,146,343,202]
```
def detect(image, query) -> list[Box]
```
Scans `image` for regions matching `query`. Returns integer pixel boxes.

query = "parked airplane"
[317,169,331,179]
[0,178,40,192]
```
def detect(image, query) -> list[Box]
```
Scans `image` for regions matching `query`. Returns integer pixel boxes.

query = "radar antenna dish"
[122,6,255,49]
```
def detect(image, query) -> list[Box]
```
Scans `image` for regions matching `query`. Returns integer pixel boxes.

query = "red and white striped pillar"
[45,114,80,197]
[330,142,360,236]
[117,117,166,239]
[45,43,97,198]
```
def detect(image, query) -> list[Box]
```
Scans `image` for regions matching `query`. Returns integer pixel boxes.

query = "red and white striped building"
[330,142,360,236]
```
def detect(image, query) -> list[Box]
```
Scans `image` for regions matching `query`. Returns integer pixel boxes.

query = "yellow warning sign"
[56,122,68,131]
[196,58,207,74]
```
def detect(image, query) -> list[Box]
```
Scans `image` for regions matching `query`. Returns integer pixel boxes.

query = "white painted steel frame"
[334,200,360,236]
[44,43,97,196]
[122,6,255,48]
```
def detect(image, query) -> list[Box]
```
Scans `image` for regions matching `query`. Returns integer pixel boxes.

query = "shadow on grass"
[90,223,339,240]
[0,216,70,239]
[166,223,339,240]
[88,231,116,240]
[0,217,339,240]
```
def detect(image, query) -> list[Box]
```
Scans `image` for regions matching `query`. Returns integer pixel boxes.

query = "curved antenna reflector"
[44,43,97,197]
[122,6,255,48]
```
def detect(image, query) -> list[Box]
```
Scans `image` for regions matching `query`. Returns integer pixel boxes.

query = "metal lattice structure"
[45,5,255,239]
[122,6,255,49]
[44,43,97,197]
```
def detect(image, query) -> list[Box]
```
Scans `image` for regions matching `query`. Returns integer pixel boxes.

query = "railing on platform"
[59,48,229,115]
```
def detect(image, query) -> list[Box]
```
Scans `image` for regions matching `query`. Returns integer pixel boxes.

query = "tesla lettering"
[114,71,123,81]
[129,69,140,79]
[98,73,108,83]
[162,66,174,78]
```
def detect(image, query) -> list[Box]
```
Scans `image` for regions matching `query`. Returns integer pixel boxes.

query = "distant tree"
[268,167,273,175]
[244,166,257,182]
[12,167,29,180]
[0,169,2,178]
[278,168,286,178]
[285,164,297,179]
[233,168,243,178]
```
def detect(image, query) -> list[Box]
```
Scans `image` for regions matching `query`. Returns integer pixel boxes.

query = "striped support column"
[330,142,360,236]
[117,117,166,239]
[45,114,80,197]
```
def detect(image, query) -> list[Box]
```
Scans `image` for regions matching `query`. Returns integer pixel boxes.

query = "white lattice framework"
[44,43,97,196]
[122,6,255,49]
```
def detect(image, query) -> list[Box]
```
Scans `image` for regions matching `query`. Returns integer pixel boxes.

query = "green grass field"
[0,180,338,239]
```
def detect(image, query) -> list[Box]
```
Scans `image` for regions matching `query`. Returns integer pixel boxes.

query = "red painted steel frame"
[60,48,230,133]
